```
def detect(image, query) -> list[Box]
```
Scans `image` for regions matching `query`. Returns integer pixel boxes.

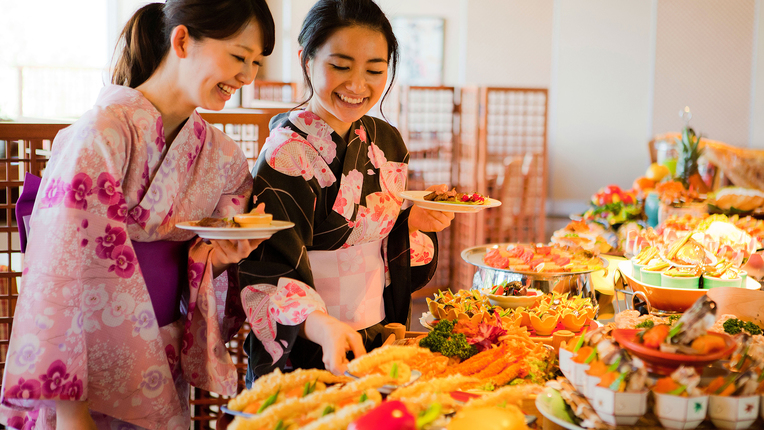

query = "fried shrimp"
[460,384,544,411]
[387,374,478,400]
[228,368,351,411]
[347,345,429,375]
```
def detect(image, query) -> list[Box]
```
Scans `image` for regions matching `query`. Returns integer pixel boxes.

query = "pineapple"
[675,127,710,193]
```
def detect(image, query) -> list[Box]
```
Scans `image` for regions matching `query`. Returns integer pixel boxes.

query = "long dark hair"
[112,0,276,88]
[297,0,399,115]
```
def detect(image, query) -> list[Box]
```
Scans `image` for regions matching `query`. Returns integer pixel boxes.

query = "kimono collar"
[287,109,364,164]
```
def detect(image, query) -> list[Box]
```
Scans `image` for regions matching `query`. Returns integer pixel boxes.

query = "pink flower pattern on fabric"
[409,230,435,266]
[367,141,387,169]
[241,279,326,364]
[0,85,253,429]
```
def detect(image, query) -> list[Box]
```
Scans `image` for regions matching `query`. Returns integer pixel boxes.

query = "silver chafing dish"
[461,243,609,318]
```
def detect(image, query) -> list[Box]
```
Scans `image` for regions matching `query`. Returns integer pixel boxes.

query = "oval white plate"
[399,190,501,213]
[176,220,294,240]
[344,370,421,395]
[535,387,584,430]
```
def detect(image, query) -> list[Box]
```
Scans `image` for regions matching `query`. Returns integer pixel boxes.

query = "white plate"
[535,388,584,430]
[399,190,501,213]
[419,312,436,331]
[344,370,421,395]
[176,220,294,240]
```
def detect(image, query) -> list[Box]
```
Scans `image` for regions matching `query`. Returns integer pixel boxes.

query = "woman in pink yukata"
[238,0,455,384]
[0,1,275,429]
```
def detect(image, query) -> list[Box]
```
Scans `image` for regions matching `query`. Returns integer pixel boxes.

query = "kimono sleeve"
[238,129,328,377]
[1,109,185,424]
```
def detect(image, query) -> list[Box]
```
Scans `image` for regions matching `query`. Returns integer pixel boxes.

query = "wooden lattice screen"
[399,86,459,293]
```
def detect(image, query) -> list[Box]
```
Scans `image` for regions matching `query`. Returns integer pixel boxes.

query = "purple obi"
[133,240,189,327]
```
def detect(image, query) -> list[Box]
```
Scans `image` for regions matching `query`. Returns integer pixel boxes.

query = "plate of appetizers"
[399,189,501,213]
[176,218,294,240]
[462,243,608,278]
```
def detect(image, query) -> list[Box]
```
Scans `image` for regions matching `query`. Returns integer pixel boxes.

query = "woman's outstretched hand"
[303,310,366,375]
[408,184,455,233]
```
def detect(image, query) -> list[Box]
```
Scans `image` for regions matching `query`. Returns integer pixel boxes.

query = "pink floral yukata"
[0,85,252,429]
[238,110,437,379]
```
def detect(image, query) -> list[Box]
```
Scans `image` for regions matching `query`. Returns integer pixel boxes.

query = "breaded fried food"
[460,384,543,411]
[388,374,478,400]
[347,345,429,375]
[398,391,460,416]
[228,374,389,430]
[228,368,351,411]
[300,400,377,430]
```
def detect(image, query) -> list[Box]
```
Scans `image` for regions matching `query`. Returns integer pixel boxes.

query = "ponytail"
[111,3,169,88]
[111,0,275,89]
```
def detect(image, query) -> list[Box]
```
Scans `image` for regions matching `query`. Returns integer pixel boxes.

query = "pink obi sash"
[308,240,386,330]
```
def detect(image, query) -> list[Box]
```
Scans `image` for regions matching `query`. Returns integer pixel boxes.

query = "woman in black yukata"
[239,0,454,381]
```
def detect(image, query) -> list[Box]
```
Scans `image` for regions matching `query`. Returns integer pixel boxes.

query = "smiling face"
[305,25,389,138]
[179,20,265,111]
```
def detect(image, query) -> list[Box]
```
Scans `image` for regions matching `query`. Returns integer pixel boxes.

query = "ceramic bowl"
[640,267,663,286]
[560,311,589,333]
[702,274,742,289]
[584,373,601,403]
[529,312,560,336]
[631,258,647,282]
[661,272,700,289]
[558,347,575,383]
[570,361,590,393]
[612,329,737,376]
[708,395,760,430]
[617,260,760,313]
[652,391,709,430]
[590,386,648,426]
[486,289,543,309]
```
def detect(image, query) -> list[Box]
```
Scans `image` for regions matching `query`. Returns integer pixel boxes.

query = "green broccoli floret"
[668,314,681,324]
[724,319,743,335]
[440,333,478,360]
[635,320,655,329]
[722,318,763,335]
[743,321,763,335]
[419,320,477,360]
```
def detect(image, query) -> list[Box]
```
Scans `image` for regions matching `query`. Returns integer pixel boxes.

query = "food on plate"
[705,369,759,397]
[234,208,273,227]
[423,188,488,205]
[387,374,478,401]
[482,243,603,273]
[652,366,704,396]
[447,405,528,430]
[581,184,641,226]
[595,350,649,393]
[347,345,428,384]
[227,368,351,413]
[711,187,764,212]
[655,180,701,205]
[196,217,238,228]
[722,318,763,336]
[419,319,479,360]
[228,374,386,430]
[490,281,539,298]
[635,296,724,355]
[551,220,615,253]
[529,310,559,336]
[425,289,508,327]
[545,378,611,429]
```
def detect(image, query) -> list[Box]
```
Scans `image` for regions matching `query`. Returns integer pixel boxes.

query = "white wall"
[549,0,654,211]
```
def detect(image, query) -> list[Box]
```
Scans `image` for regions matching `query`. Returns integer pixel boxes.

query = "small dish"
[584,374,601,403]
[640,267,664,286]
[590,386,648,426]
[613,329,737,376]
[708,394,760,430]
[560,311,588,332]
[558,347,575,383]
[485,289,543,309]
[399,190,501,213]
[631,258,647,282]
[661,272,700,289]
[176,220,294,240]
[702,274,742,289]
[570,361,590,394]
[530,311,560,336]
[652,391,709,430]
